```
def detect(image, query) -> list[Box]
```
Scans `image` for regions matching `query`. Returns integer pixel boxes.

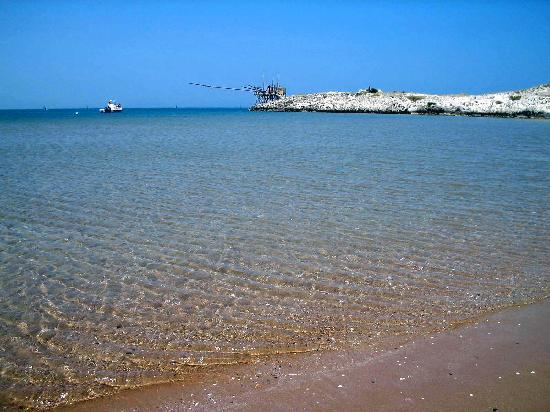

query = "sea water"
[0,109,548,407]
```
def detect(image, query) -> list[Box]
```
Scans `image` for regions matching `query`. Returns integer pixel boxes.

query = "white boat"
[99,100,123,113]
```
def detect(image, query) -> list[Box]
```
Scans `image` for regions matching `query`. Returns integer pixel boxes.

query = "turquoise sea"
[0,109,549,408]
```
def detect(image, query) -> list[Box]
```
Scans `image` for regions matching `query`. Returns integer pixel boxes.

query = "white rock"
[253,85,550,118]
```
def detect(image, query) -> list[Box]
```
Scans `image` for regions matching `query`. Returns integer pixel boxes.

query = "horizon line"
[0,106,251,111]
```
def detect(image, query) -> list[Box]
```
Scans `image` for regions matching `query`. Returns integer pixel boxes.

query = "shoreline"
[254,108,550,119]
[58,299,549,411]
[251,84,550,118]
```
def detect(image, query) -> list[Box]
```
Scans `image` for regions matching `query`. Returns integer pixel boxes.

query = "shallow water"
[0,109,549,408]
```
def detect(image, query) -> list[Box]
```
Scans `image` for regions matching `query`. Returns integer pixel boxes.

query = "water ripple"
[0,110,548,409]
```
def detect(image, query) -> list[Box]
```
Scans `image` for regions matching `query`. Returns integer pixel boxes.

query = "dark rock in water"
[417,104,445,115]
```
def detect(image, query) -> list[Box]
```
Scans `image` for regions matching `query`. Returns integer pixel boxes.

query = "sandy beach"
[58,299,549,411]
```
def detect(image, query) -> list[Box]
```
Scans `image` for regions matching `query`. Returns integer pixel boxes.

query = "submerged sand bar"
[252,84,550,118]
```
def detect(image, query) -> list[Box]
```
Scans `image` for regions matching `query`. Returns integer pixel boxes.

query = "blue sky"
[1,0,549,108]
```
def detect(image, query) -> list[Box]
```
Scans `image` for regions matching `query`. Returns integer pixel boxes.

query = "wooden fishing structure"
[189,81,286,104]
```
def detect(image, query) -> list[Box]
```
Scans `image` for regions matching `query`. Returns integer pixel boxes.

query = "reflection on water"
[0,109,548,408]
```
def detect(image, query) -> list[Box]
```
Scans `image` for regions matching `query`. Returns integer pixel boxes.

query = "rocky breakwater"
[251,84,550,118]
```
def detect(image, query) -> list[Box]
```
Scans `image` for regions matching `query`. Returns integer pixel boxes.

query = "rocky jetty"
[251,84,550,118]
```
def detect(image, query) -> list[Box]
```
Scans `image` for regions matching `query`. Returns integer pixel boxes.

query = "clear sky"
[1,0,549,108]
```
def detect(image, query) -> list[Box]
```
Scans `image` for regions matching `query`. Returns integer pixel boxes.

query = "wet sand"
[59,299,549,412]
